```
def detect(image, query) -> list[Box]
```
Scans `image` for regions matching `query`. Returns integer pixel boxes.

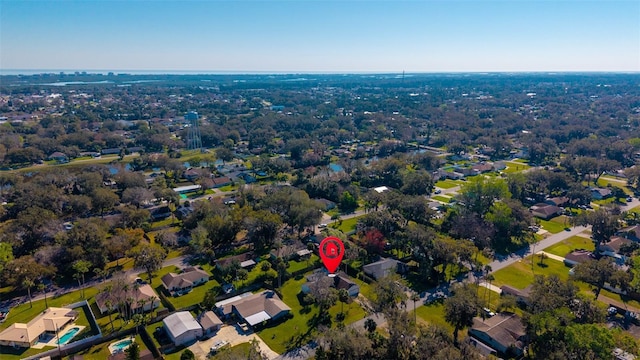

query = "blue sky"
[1,0,639,72]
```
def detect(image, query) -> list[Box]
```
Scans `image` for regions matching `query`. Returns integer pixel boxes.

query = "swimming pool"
[56,327,80,345]
[110,338,134,353]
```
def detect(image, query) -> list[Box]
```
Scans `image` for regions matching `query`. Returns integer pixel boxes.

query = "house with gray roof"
[363,257,408,280]
[215,290,290,328]
[469,312,526,358]
[162,311,203,346]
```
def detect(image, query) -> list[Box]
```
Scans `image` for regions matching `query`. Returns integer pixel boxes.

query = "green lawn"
[0,287,99,332]
[502,162,531,174]
[415,302,452,331]
[597,178,632,195]
[593,197,617,206]
[287,255,320,274]
[492,257,571,290]
[434,180,459,189]
[537,216,570,234]
[212,342,252,359]
[330,216,362,234]
[431,195,451,203]
[543,235,594,257]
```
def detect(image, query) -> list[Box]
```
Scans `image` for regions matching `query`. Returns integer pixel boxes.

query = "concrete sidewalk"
[535,251,565,262]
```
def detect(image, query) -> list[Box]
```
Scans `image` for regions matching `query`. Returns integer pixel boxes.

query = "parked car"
[210,340,229,353]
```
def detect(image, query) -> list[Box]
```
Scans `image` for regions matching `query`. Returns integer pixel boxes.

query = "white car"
[318,223,327,228]
[211,340,229,353]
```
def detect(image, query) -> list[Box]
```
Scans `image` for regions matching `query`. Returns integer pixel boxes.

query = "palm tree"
[23,279,34,308]
[149,296,158,317]
[38,282,48,308]
[104,299,115,332]
[486,274,495,307]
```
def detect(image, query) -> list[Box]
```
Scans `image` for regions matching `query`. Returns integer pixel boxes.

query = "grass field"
[434,180,459,189]
[537,216,570,234]
[330,216,362,234]
[543,235,594,257]
[596,178,632,195]
[415,302,452,330]
[212,342,252,359]
[502,161,531,174]
[491,257,571,289]
[431,195,452,203]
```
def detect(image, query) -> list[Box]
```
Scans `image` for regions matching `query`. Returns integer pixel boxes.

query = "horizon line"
[2,69,640,76]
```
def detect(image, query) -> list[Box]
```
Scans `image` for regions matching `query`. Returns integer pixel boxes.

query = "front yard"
[492,257,571,290]
[543,235,594,257]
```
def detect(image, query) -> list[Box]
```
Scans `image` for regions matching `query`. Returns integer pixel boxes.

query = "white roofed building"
[162,311,203,346]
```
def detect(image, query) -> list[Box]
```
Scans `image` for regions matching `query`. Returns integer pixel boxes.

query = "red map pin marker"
[319,236,344,275]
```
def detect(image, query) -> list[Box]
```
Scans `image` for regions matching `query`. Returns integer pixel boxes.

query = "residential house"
[529,203,562,220]
[363,258,408,280]
[172,185,201,194]
[212,176,232,188]
[591,187,613,200]
[216,252,257,270]
[48,151,69,164]
[500,285,531,305]
[237,173,256,184]
[215,290,291,327]
[314,198,337,211]
[545,196,570,207]
[564,250,595,267]
[95,283,160,315]
[197,311,223,336]
[302,271,360,297]
[162,311,203,346]
[468,312,527,358]
[150,206,172,221]
[161,267,209,296]
[0,307,77,348]
[438,170,464,180]
[183,168,201,181]
[599,236,632,264]
[616,225,640,242]
[471,162,494,174]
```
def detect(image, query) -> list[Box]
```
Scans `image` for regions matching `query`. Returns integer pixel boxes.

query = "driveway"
[188,324,279,360]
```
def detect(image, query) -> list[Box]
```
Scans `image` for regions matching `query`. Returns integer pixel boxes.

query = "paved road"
[487,225,588,273]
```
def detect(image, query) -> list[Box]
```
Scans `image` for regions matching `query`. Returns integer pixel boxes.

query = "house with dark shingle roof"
[529,203,562,220]
[469,312,527,358]
[591,187,613,200]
